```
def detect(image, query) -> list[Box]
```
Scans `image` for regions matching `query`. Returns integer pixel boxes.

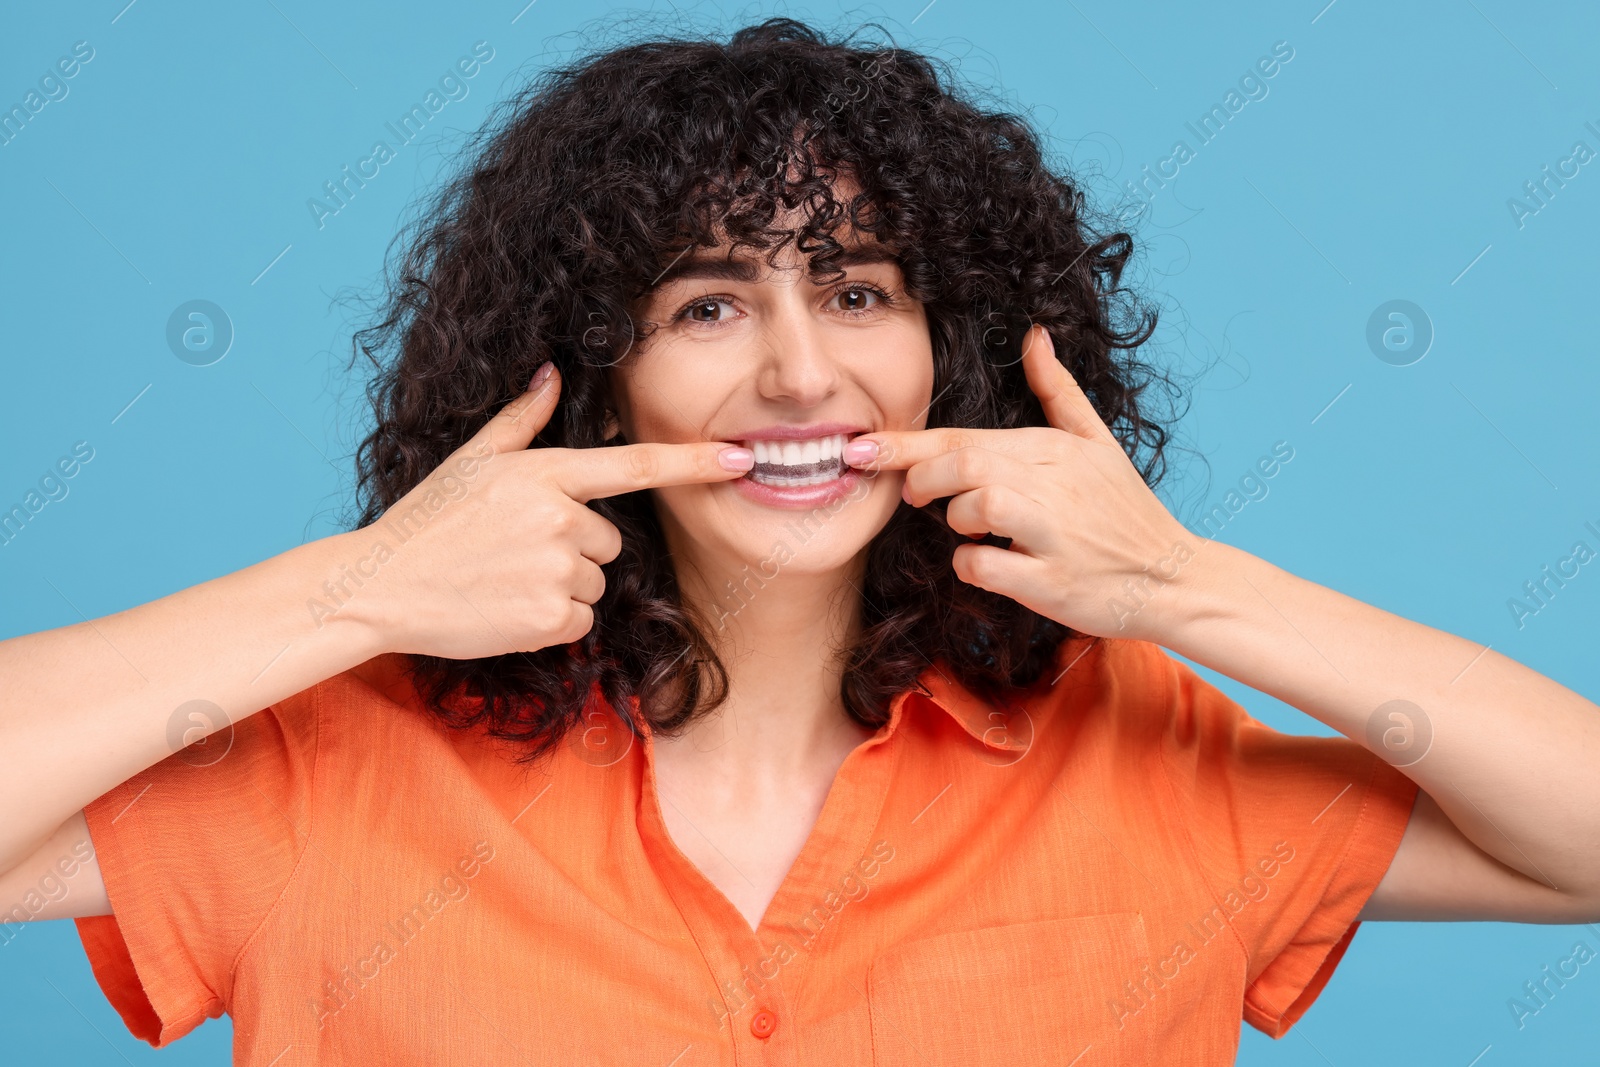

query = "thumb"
[467,361,561,456]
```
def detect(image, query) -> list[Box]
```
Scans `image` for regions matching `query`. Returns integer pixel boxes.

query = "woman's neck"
[659,547,872,782]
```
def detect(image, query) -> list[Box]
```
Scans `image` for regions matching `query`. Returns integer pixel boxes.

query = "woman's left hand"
[842,324,1203,641]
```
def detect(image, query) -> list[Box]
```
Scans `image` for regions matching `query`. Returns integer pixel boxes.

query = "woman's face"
[608,223,934,596]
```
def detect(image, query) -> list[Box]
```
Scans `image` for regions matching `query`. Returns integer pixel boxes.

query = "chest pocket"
[866,912,1154,1066]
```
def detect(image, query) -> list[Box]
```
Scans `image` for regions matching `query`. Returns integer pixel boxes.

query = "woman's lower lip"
[731,468,866,509]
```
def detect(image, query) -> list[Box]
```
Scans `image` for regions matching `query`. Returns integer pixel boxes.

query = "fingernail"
[718,446,754,472]
[843,439,879,465]
[529,361,554,390]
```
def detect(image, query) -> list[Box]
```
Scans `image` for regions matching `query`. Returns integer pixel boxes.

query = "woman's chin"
[697,475,891,570]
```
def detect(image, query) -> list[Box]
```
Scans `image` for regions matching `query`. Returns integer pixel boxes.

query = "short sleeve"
[73,686,320,1047]
[1146,643,1419,1038]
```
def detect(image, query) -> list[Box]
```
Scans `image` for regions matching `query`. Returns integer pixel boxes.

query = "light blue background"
[3,0,1597,1062]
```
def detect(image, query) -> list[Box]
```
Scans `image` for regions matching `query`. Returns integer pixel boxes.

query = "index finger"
[552,441,753,502]
[842,427,1055,471]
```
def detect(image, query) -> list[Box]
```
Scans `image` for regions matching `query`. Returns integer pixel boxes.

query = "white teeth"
[738,432,856,487]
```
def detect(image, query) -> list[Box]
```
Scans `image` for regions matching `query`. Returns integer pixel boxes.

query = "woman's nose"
[757,311,841,406]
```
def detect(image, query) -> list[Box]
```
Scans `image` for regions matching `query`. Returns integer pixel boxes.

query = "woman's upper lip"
[723,422,869,442]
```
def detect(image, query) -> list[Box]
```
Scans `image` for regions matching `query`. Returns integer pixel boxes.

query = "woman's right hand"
[338,363,754,660]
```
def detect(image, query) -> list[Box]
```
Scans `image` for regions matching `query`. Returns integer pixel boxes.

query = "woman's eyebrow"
[648,245,900,290]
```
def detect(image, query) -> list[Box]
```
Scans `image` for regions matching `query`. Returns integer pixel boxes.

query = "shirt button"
[750,1008,778,1039]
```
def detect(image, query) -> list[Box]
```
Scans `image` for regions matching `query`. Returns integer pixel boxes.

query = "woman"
[2,16,1596,1066]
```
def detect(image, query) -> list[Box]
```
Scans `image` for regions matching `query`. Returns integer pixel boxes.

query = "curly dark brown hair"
[350,15,1173,764]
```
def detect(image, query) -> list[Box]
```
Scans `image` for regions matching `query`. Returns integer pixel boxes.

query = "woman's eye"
[684,298,732,322]
[677,285,888,326]
[834,286,884,313]
[832,283,896,313]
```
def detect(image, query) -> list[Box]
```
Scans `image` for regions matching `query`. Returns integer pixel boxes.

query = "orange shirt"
[76,635,1417,1065]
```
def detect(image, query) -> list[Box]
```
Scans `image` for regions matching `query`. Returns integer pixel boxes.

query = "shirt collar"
[611,662,1030,755]
[359,649,1045,760]
[895,634,1101,753]
[887,659,1033,754]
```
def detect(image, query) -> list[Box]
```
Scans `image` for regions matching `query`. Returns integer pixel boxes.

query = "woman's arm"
[0,366,750,887]
[1158,539,1600,922]
[0,532,382,877]
[0,809,109,921]
[847,324,1600,923]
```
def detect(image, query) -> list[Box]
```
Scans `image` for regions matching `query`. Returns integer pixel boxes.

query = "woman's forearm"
[0,531,384,874]
[1155,539,1600,899]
